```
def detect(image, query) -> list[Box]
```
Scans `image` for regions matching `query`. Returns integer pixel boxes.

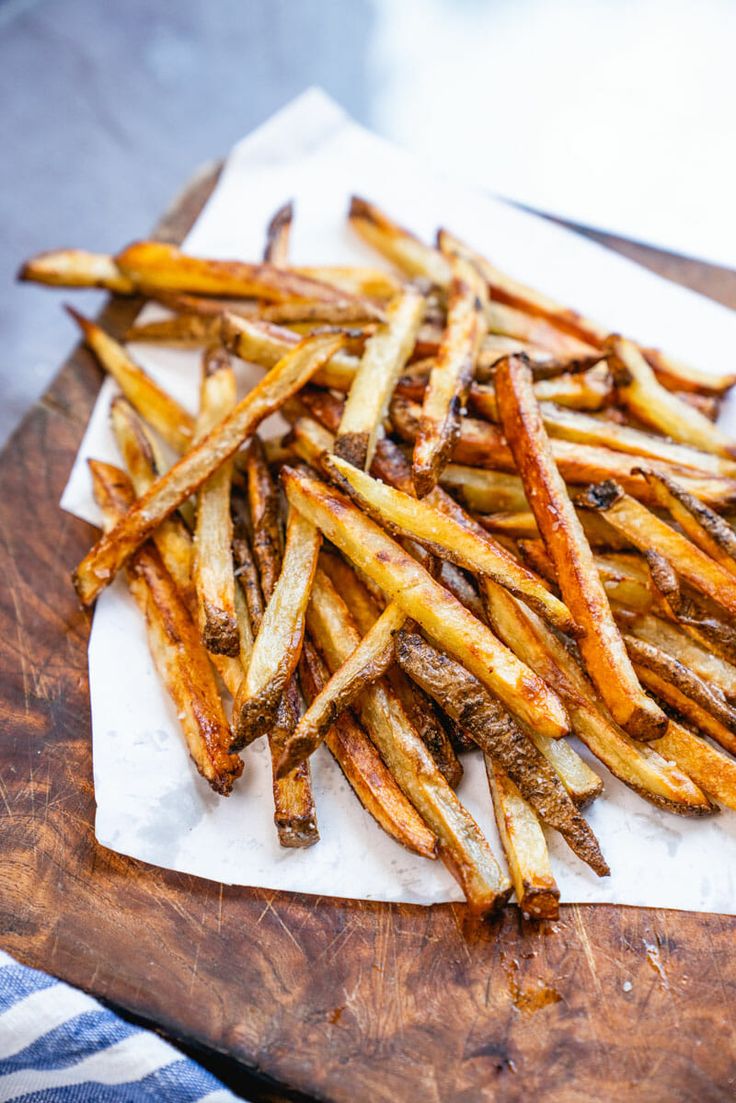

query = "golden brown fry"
[221,313,359,391]
[656,720,736,811]
[349,196,452,287]
[267,679,319,848]
[115,240,360,305]
[634,665,736,757]
[263,200,293,266]
[579,481,736,621]
[295,265,402,299]
[641,470,736,576]
[486,301,597,360]
[327,453,578,635]
[262,300,385,326]
[335,289,425,469]
[395,630,608,874]
[624,633,736,733]
[482,579,714,815]
[486,762,560,920]
[231,493,266,634]
[73,333,343,605]
[68,308,195,453]
[607,336,736,458]
[412,255,487,496]
[277,601,406,775]
[124,313,221,348]
[282,465,569,738]
[298,640,438,856]
[89,460,243,794]
[307,568,510,913]
[19,249,135,293]
[496,356,666,741]
[640,348,736,396]
[232,508,320,746]
[624,613,736,700]
[244,435,284,602]
[521,541,655,614]
[193,348,239,655]
[468,368,613,420]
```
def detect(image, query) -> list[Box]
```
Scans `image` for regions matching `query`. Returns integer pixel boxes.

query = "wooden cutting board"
[2,167,736,1103]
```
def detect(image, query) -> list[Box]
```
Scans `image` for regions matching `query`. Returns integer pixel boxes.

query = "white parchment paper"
[62,89,736,911]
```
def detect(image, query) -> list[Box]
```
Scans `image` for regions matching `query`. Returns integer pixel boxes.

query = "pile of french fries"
[21,196,736,919]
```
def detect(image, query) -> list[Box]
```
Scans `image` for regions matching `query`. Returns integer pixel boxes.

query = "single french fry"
[468,369,613,421]
[125,313,221,348]
[267,677,319,847]
[115,240,362,305]
[68,308,195,453]
[496,356,666,740]
[282,465,569,738]
[327,453,578,635]
[578,481,736,621]
[277,601,406,775]
[412,254,487,496]
[607,336,736,459]
[231,492,266,634]
[307,568,510,914]
[19,249,135,293]
[486,762,561,920]
[263,200,293,266]
[192,348,239,655]
[635,665,736,757]
[335,289,425,469]
[244,435,284,602]
[624,634,736,734]
[298,640,438,857]
[521,541,655,614]
[295,265,402,299]
[624,613,736,701]
[89,460,243,794]
[656,720,736,811]
[232,507,320,746]
[73,333,344,605]
[486,301,597,360]
[482,578,714,816]
[221,313,360,391]
[641,470,736,576]
[640,348,736,397]
[395,630,608,875]
[349,196,452,287]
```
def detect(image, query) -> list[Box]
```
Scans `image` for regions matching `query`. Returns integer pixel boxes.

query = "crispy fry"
[267,678,319,847]
[486,763,560,919]
[282,465,569,738]
[641,349,736,396]
[579,481,736,621]
[244,435,284,602]
[277,601,406,775]
[263,200,293,266]
[335,289,425,469]
[115,240,360,305]
[19,249,135,293]
[125,313,221,348]
[656,720,736,811]
[89,460,243,794]
[482,579,714,815]
[521,541,655,614]
[624,634,736,734]
[307,568,510,913]
[192,348,239,655]
[221,313,359,391]
[607,336,736,458]
[641,470,736,576]
[349,196,452,287]
[232,507,320,746]
[295,265,402,299]
[395,630,608,875]
[496,356,666,740]
[412,255,487,496]
[68,308,195,453]
[327,454,578,634]
[468,369,613,420]
[486,301,597,359]
[298,640,438,856]
[73,333,344,605]
[624,613,736,700]
[231,493,266,634]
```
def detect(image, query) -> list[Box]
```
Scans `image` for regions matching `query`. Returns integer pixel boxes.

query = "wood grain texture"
[2,166,736,1103]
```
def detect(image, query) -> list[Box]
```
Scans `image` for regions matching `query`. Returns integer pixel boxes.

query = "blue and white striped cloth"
[0,950,238,1102]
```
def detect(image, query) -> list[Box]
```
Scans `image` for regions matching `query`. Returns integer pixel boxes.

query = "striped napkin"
[0,951,238,1102]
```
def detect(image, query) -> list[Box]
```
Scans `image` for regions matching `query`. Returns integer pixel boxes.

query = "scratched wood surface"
[1,167,736,1103]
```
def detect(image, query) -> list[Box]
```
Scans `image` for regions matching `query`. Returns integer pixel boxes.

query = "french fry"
[115,240,362,305]
[578,481,736,620]
[624,633,736,734]
[486,301,597,360]
[641,470,736,575]
[349,196,452,287]
[307,568,510,913]
[295,265,402,299]
[263,200,293,265]
[244,435,284,602]
[89,460,243,794]
[486,763,561,920]
[496,356,667,741]
[73,332,344,605]
[68,308,195,453]
[282,465,569,738]
[395,630,608,875]
[232,507,320,746]
[520,541,655,614]
[327,453,578,635]
[277,601,406,775]
[656,720,736,811]
[468,368,613,420]
[624,613,736,700]
[125,313,221,348]
[607,336,736,459]
[19,249,135,293]
[192,348,239,656]
[262,300,386,326]
[267,678,319,847]
[221,313,359,391]
[335,289,425,469]
[634,665,736,757]
[475,509,628,550]
[412,254,487,496]
[640,348,736,396]
[231,492,266,634]
[298,640,438,857]
[481,579,714,815]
